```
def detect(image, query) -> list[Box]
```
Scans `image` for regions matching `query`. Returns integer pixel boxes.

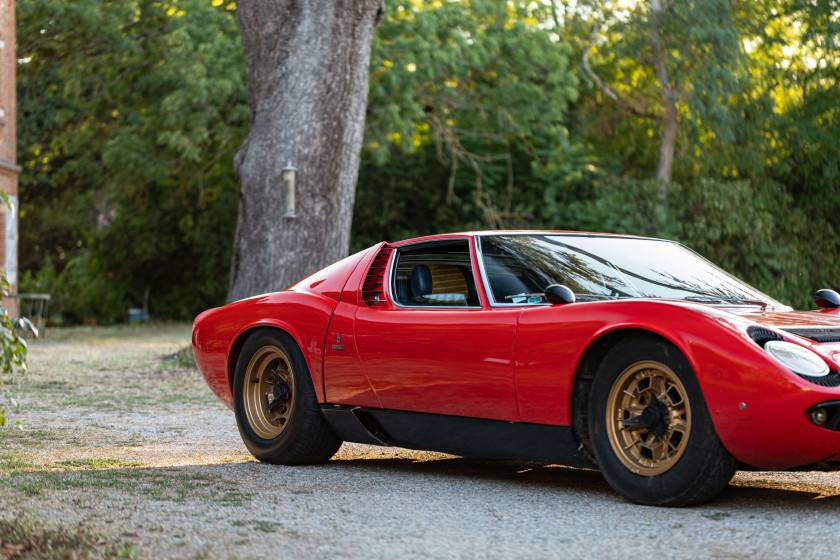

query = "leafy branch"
[0,191,32,428]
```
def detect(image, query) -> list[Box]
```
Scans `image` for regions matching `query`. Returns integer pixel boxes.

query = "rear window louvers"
[361,247,393,306]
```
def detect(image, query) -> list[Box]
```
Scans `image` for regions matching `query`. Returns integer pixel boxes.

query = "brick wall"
[0,0,17,166]
[0,0,19,316]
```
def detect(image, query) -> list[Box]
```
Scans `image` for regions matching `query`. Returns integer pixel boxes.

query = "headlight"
[763,340,830,377]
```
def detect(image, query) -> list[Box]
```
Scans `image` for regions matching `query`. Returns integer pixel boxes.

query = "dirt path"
[2,325,840,559]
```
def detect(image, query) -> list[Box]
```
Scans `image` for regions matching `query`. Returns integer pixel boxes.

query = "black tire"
[232,329,342,465]
[588,335,738,506]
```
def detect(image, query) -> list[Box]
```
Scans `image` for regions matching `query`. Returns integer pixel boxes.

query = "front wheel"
[588,336,738,506]
[232,329,341,465]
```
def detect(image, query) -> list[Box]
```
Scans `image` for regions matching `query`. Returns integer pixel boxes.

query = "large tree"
[228,1,384,302]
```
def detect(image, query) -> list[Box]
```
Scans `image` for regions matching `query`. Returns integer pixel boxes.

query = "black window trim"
[474,234,554,308]
[388,238,483,310]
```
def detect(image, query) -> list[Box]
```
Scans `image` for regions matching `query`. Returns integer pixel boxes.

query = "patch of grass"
[0,516,136,559]
[229,519,282,533]
[53,392,154,412]
[702,512,731,521]
[58,458,146,469]
[0,452,36,474]
[27,392,174,416]
[21,376,207,413]
[40,323,190,344]
[252,521,281,533]
[113,436,144,448]
[7,466,251,506]
[215,490,248,507]
[12,477,58,497]
[160,393,209,405]
[166,345,198,370]
[0,428,61,445]
[26,380,73,392]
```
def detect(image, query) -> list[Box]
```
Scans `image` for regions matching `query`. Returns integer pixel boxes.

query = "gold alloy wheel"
[605,360,691,476]
[243,345,296,440]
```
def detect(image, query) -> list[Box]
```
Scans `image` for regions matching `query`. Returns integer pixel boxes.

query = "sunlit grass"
[0,516,136,559]
[58,458,146,469]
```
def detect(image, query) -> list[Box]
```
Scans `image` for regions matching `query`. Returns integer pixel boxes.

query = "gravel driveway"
[2,324,840,559]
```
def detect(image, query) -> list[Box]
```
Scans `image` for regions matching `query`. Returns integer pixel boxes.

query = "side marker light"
[811,408,828,426]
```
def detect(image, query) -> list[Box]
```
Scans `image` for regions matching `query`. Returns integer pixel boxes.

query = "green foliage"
[541,173,675,237]
[540,172,837,308]
[0,279,29,378]
[16,0,840,321]
[760,1,840,218]
[0,193,29,429]
[566,0,747,181]
[352,148,453,252]
[0,307,26,425]
[17,0,246,323]
[364,0,583,228]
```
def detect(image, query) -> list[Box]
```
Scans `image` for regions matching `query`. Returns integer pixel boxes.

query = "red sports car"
[192,232,840,506]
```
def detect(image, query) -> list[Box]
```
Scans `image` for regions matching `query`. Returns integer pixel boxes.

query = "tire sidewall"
[589,336,722,506]
[232,329,311,461]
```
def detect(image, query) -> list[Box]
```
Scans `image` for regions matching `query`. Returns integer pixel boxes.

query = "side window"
[480,237,548,304]
[392,241,480,307]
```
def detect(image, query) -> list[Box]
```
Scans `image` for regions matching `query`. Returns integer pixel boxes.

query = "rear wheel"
[588,336,738,506]
[233,329,341,464]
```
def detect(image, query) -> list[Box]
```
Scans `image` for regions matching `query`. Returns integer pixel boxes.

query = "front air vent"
[782,328,840,344]
[800,370,840,388]
[361,247,393,306]
[748,326,840,387]
[747,326,785,347]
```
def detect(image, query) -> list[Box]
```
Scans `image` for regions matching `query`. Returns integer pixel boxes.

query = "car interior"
[392,242,480,307]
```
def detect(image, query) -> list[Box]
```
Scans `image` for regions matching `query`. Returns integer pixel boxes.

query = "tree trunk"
[228,0,384,302]
[648,0,677,190]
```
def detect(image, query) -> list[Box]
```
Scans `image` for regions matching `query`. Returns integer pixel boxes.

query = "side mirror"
[544,284,576,305]
[814,289,840,309]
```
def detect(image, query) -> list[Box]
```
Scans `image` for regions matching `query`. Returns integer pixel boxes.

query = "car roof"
[389,230,663,247]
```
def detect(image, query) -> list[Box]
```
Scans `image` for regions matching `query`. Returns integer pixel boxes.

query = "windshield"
[478,234,785,308]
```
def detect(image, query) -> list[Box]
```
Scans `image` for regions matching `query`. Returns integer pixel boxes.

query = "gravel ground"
[2,324,840,559]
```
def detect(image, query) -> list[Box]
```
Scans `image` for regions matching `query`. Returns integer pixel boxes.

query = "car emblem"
[331,333,345,351]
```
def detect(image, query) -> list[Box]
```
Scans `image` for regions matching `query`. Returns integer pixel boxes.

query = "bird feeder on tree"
[282,163,297,218]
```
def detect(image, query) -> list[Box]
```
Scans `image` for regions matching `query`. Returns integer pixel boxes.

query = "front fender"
[517,300,840,469]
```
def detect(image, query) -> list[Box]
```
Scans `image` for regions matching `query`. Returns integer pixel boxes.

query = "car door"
[353,238,521,421]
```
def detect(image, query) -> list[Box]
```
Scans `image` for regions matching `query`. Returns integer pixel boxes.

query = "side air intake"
[361,247,393,306]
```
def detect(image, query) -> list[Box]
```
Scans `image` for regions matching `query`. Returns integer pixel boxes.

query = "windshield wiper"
[683,295,768,311]
[503,292,627,303]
